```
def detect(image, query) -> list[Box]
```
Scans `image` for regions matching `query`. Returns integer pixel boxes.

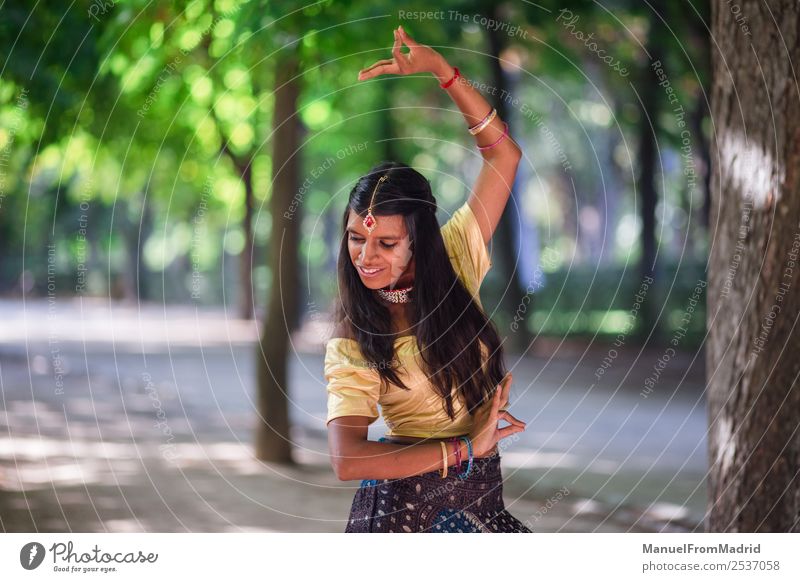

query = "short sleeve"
[440,201,493,300]
[324,339,381,425]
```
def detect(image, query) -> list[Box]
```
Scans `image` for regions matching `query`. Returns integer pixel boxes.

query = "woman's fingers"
[391,28,405,70]
[492,373,510,407]
[490,382,503,413]
[498,423,526,440]
[358,26,421,82]
[362,59,394,72]
[501,377,511,407]
[499,410,526,428]
[500,372,513,407]
[487,373,510,412]
[397,25,420,48]
[357,60,398,80]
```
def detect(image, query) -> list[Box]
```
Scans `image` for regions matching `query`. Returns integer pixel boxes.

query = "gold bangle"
[468,107,497,136]
[439,441,448,478]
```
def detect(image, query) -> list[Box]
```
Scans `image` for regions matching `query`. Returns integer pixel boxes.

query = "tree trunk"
[604,104,624,264]
[254,48,302,464]
[690,87,711,233]
[685,0,713,231]
[121,192,151,302]
[483,1,533,355]
[707,0,800,532]
[240,162,255,319]
[203,24,256,321]
[689,90,711,241]
[634,1,663,343]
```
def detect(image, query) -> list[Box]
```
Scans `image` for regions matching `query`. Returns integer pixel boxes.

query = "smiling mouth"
[358,266,385,276]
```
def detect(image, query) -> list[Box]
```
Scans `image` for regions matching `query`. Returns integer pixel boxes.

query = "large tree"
[707,0,800,532]
[254,44,302,463]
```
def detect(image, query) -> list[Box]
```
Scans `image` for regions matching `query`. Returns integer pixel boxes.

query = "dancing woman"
[325,25,530,532]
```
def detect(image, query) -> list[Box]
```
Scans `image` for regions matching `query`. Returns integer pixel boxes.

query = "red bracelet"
[440,66,460,89]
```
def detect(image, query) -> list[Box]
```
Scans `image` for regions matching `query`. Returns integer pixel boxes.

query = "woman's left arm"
[357,25,522,245]
[431,53,522,245]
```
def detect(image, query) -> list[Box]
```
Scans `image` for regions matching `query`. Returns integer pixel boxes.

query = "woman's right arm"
[327,416,461,481]
[327,374,525,481]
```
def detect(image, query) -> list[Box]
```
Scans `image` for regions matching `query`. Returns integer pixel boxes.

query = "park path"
[0,299,707,532]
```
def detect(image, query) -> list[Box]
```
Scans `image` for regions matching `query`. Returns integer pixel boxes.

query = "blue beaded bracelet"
[457,436,473,478]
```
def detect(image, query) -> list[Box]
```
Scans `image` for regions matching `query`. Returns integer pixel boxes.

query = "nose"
[358,239,381,264]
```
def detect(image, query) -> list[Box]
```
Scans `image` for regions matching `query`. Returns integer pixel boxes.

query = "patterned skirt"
[345,439,531,533]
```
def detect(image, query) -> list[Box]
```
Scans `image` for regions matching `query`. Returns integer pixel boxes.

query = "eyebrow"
[345,227,402,240]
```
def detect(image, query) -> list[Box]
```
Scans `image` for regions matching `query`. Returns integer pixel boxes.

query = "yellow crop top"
[324,200,504,438]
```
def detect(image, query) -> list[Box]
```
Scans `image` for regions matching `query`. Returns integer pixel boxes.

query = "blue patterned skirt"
[345,438,531,533]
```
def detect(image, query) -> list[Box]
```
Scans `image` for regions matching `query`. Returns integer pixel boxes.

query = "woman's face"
[346,209,414,289]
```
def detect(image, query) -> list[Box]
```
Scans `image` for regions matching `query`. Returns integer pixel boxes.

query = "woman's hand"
[357,25,450,81]
[468,372,526,457]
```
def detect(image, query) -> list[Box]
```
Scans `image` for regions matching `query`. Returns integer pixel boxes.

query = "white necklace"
[376,285,413,304]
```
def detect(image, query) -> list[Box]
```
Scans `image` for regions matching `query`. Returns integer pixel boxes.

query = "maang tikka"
[363,174,387,234]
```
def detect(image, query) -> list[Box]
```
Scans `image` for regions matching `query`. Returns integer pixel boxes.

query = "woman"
[325,25,530,533]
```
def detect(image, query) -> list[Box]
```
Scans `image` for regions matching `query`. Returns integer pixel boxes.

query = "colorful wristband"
[457,436,473,478]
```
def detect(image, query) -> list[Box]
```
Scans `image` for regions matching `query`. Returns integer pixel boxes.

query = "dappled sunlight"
[718,131,780,209]
[0,298,708,531]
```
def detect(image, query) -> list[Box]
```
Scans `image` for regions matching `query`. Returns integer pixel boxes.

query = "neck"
[388,275,414,289]
[388,303,413,335]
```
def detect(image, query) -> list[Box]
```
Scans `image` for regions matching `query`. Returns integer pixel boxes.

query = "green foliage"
[508,260,707,347]
[0,0,711,340]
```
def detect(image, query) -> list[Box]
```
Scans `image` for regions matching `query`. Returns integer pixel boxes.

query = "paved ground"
[0,298,708,532]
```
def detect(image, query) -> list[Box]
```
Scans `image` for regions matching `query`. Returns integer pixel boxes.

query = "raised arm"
[357,25,521,245]
[430,51,522,246]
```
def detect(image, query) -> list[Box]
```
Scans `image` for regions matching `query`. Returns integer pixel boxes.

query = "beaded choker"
[376,285,413,303]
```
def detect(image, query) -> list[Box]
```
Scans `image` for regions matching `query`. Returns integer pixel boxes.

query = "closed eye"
[349,235,396,249]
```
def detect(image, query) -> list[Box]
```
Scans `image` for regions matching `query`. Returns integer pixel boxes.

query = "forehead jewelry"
[363,174,388,234]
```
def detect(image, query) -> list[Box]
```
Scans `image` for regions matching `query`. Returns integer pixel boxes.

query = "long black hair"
[333,161,508,419]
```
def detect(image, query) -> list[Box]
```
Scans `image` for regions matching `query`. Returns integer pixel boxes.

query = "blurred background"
[0,0,713,532]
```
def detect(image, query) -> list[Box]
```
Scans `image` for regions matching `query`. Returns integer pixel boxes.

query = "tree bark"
[254,48,302,464]
[214,127,256,321]
[240,161,255,319]
[707,0,800,532]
